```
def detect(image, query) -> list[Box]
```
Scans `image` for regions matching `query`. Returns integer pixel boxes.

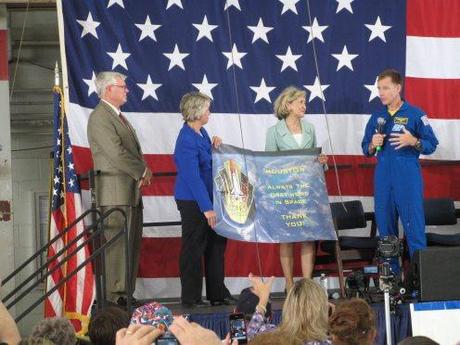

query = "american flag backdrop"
[57,0,460,298]
[45,87,95,332]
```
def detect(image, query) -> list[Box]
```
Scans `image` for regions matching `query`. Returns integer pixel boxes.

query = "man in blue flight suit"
[362,69,439,272]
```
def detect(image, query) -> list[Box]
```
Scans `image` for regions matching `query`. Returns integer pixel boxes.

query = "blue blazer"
[265,119,317,151]
[174,123,213,212]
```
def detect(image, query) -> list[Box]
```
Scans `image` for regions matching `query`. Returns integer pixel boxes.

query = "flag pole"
[55,0,70,114]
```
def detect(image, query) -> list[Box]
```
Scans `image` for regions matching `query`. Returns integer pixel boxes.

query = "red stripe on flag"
[139,238,309,278]
[74,146,460,199]
[0,31,8,81]
[405,77,460,119]
[73,146,176,195]
[407,0,460,37]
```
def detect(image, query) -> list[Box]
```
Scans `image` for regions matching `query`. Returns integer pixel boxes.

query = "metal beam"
[0,0,55,3]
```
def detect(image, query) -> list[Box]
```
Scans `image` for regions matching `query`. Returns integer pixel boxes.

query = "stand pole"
[384,288,393,345]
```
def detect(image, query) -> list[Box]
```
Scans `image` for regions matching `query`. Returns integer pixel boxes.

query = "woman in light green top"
[265,86,328,292]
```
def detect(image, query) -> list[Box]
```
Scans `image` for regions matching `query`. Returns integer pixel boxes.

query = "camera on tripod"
[375,235,406,304]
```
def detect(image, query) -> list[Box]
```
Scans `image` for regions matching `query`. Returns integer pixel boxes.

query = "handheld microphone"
[376,117,386,152]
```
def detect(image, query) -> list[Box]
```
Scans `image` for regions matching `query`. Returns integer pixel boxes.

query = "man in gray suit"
[87,71,152,304]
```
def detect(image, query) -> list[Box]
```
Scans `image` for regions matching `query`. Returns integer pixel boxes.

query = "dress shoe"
[210,296,237,306]
[181,300,210,308]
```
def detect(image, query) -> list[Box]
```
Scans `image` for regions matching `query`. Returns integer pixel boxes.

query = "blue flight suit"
[361,102,439,265]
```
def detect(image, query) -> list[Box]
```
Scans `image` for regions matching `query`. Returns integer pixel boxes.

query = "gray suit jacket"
[87,101,146,207]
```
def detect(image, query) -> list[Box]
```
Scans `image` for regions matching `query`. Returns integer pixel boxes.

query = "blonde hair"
[276,278,329,343]
[179,92,211,122]
[250,331,297,345]
[273,86,306,120]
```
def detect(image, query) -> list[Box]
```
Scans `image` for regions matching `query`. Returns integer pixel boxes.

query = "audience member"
[31,317,75,345]
[89,306,130,345]
[247,274,330,344]
[115,324,162,345]
[0,300,21,345]
[169,316,236,345]
[329,299,376,345]
[17,338,55,345]
[398,336,439,345]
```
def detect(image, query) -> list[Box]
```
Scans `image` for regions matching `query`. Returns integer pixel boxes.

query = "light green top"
[265,118,317,151]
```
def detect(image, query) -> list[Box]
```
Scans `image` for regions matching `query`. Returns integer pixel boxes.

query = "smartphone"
[229,313,248,344]
[155,331,179,345]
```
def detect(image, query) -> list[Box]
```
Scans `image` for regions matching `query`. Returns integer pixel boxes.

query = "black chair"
[424,198,460,246]
[318,200,379,296]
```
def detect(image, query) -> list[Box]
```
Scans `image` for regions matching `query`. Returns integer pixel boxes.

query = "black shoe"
[210,296,237,306]
[181,300,210,308]
[117,296,142,308]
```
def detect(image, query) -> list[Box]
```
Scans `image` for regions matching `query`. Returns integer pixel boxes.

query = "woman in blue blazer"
[174,92,233,308]
[265,86,328,292]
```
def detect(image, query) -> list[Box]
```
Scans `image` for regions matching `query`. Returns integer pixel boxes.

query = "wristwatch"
[414,139,422,151]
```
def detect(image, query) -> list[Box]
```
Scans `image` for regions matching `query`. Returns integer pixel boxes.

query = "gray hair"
[18,337,56,345]
[273,86,306,120]
[31,317,76,345]
[95,71,127,98]
[179,92,211,122]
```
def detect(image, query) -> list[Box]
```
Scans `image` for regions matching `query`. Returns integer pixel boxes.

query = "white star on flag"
[192,75,218,99]
[135,16,161,42]
[276,46,302,72]
[279,0,300,15]
[250,78,276,103]
[193,15,218,42]
[364,77,380,102]
[222,43,247,70]
[224,0,241,11]
[53,188,58,197]
[332,45,358,71]
[68,179,75,188]
[83,71,97,97]
[53,176,60,185]
[166,0,183,10]
[303,18,328,43]
[365,16,392,42]
[76,12,100,39]
[107,44,131,70]
[107,0,124,9]
[137,75,162,101]
[164,44,189,71]
[68,162,75,171]
[66,146,72,154]
[248,18,273,44]
[304,77,330,102]
[336,0,354,14]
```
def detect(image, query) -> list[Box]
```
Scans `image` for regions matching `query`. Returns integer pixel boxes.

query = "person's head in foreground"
[329,298,376,345]
[275,278,329,344]
[31,317,75,345]
[89,306,131,345]
[398,336,440,345]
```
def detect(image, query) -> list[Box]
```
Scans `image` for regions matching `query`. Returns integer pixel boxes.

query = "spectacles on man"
[112,84,129,91]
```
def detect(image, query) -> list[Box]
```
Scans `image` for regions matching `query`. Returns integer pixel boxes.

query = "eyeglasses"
[112,84,129,91]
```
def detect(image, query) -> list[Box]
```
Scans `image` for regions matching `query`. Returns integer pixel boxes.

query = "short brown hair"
[378,69,403,86]
[89,306,130,345]
[329,298,376,345]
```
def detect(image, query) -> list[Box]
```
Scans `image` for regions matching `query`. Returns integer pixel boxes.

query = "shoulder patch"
[421,115,430,126]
